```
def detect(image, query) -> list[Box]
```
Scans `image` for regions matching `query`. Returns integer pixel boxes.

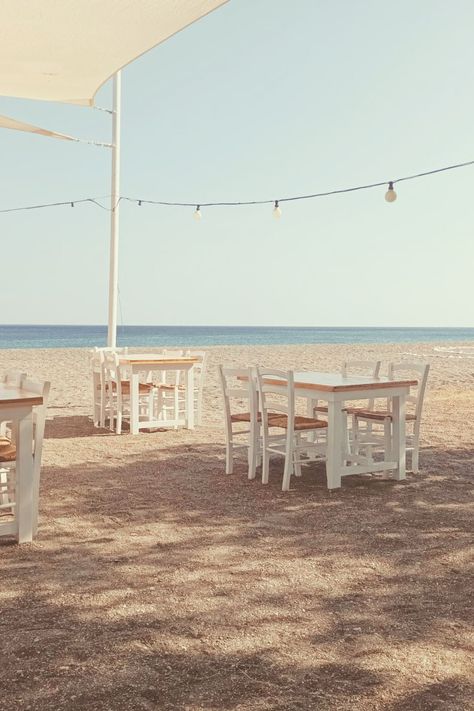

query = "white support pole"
[107,71,121,347]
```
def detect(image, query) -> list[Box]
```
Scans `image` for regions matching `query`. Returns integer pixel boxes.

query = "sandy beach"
[0,342,473,710]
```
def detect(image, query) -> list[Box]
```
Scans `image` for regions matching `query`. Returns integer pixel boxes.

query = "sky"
[1,0,474,327]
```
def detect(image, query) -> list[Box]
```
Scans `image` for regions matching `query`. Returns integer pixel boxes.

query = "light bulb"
[194,205,201,220]
[385,182,397,203]
[273,200,282,219]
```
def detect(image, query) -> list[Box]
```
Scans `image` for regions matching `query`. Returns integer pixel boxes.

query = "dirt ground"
[0,343,473,710]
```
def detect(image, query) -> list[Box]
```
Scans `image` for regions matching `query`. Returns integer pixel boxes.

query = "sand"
[0,342,473,711]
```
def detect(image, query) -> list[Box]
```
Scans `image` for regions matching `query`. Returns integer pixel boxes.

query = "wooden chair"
[153,349,207,427]
[0,378,50,534]
[219,366,261,479]
[256,368,328,491]
[89,347,128,428]
[353,362,430,473]
[103,352,155,434]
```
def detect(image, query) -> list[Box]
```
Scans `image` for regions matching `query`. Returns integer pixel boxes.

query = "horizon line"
[0,324,473,330]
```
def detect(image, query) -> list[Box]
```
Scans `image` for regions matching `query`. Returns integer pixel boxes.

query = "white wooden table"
[118,354,199,435]
[263,371,417,490]
[0,384,43,543]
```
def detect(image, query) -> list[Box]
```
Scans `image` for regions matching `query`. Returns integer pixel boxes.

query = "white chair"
[0,378,50,534]
[219,366,261,478]
[256,368,328,491]
[89,347,128,428]
[103,352,156,434]
[186,350,207,425]
[309,360,382,457]
[153,349,207,427]
[353,362,430,473]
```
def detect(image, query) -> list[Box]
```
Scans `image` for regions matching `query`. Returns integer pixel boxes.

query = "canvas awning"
[0,0,228,106]
[0,114,79,141]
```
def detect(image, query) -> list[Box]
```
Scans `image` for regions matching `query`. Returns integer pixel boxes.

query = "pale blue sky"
[1,0,473,327]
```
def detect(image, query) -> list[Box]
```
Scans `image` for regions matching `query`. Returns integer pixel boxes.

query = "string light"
[385,181,397,203]
[1,158,473,216]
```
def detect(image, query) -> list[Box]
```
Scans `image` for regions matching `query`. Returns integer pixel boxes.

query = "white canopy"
[0,113,79,141]
[0,0,228,106]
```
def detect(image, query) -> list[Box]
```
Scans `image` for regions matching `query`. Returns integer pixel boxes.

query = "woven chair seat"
[231,411,262,423]
[0,438,16,462]
[155,383,185,391]
[267,414,328,431]
[314,405,372,415]
[106,381,155,394]
[355,410,416,422]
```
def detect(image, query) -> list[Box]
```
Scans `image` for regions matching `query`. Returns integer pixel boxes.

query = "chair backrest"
[103,352,124,395]
[89,347,128,374]
[342,360,381,410]
[22,378,51,473]
[93,346,128,354]
[388,362,430,420]
[341,360,381,378]
[256,368,294,423]
[218,366,258,425]
[185,350,207,392]
[1,370,27,386]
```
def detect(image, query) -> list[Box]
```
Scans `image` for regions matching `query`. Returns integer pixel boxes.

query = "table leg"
[185,367,195,429]
[392,394,406,480]
[326,400,343,489]
[15,411,35,543]
[130,370,140,435]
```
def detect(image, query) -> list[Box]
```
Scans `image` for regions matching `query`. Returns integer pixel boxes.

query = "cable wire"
[1,158,473,215]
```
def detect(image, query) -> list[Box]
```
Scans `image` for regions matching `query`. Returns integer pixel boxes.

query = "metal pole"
[107,71,121,347]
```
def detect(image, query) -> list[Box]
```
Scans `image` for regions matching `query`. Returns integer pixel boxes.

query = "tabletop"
[118,354,199,366]
[0,384,43,406]
[265,371,418,393]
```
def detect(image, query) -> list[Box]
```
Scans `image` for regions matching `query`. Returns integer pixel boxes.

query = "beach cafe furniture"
[256,368,329,491]
[110,352,200,434]
[90,347,128,428]
[103,352,157,435]
[219,366,262,479]
[353,362,430,473]
[155,350,207,427]
[228,368,418,490]
[0,377,50,543]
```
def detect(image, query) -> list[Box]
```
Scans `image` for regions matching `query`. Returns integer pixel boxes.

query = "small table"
[0,385,43,543]
[118,354,199,435]
[262,372,417,489]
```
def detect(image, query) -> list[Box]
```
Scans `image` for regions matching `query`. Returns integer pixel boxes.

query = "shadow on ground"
[1,435,473,711]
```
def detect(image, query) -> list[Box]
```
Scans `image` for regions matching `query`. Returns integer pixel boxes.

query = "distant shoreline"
[0,324,473,351]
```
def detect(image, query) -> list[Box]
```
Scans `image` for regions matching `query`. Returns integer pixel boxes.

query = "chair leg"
[282,432,294,491]
[352,415,360,456]
[343,411,350,463]
[412,425,420,473]
[225,439,233,474]
[261,427,270,484]
[294,434,302,477]
[248,425,258,480]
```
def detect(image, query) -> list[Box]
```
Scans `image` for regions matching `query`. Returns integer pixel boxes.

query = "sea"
[0,325,472,349]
